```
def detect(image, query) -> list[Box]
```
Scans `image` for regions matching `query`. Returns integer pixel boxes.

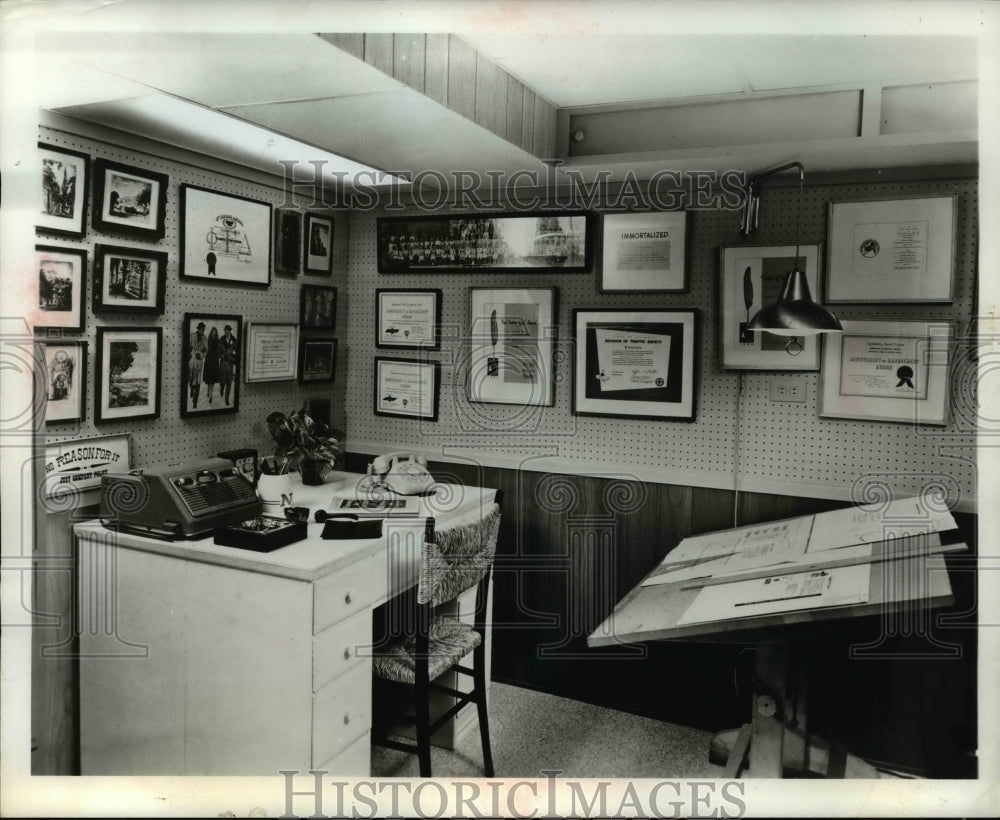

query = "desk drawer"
[312,660,372,766]
[314,554,378,633]
[317,730,370,776]
[313,608,371,692]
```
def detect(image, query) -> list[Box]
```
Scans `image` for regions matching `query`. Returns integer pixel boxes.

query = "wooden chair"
[372,492,502,777]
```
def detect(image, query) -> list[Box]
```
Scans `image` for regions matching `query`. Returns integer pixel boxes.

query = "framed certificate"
[244,322,298,382]
[820,320,953,425]
[373,357,440,421]
[376,289,441,349]
[600,211,687,292]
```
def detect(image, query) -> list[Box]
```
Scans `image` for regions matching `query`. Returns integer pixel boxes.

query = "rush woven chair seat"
[372,495,502,777]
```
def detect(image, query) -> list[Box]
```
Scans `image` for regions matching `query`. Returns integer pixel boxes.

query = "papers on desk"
[676,564,871,626]
[807,497,957,552]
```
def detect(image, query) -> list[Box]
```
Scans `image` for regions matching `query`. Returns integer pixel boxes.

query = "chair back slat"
[418,504,501,606]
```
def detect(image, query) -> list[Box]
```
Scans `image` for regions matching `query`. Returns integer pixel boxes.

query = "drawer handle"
[344,592,352,605]
[343,648,351,661]
[343,713,350,725]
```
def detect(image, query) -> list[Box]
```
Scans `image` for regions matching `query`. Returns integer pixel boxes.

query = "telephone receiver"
[368,452,435,496]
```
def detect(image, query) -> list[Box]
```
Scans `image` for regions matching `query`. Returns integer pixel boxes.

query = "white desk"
[74,472,496,775]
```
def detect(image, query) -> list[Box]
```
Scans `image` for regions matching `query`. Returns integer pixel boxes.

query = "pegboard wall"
[39,123,347,479]
[345,174,978,511]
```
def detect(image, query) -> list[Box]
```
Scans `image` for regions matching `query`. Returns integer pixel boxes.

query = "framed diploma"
[719,244,822,370]
[820,320,953,426]
[826,195,956,303]
[244,322,298,383]
[468,287,556,406]
[600,212,687,292]
[572,309,697,421]
[376,289,441,349]
[373,357,440,421]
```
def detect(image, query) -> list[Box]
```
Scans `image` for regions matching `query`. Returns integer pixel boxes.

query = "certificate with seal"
[373,357,440,420]
[245,322,298,382]
[376,289,441,349]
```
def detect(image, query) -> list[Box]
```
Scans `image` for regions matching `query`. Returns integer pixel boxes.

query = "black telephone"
[367,453,435,495]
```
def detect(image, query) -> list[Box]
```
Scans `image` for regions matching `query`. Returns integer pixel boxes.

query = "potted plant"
[263,405,344,486]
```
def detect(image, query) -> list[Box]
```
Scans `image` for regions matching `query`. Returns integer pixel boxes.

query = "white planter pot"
[257,472,294,513]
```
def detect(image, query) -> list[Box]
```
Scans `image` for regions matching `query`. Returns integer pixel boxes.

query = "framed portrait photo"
[468,287,556,406]
[376,289,441,349]
[95,326,162,424]
[600,211,687,292]
[719,244,822,370]
[573,309,697,421]
[42,340,87,424]
[298,338,337,384]
[34,245,86,332]
[92,159,168,239]
[180,184,272,285]
[182,313,242,417]
[305,214,334,275]
[300,284,338,330]
[275,208,302,275]
[820,320,953,426]
[92,244,167,314]
[374,357,440,421]
[43,433,131,499]
[244,322,298,383]
[826,195,957,303]
[39,143,89,237]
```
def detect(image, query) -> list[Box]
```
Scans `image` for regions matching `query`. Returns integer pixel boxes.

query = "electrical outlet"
[769,380,806,403]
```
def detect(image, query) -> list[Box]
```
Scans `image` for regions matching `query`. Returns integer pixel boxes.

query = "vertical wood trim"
[520,87,536,152]
[447,35,478,120]
[363,33,394,75]
[317,33,364,60]
[475,55,502,133]
[506,75,525,145]
[392,33,426,93]
[533,93,557,159]
[424,33,450,106]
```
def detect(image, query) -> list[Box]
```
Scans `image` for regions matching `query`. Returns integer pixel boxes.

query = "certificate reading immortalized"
[245,322,298,382]
[374,357,440,421]
[600,212,687,292]
[376,289,441,349]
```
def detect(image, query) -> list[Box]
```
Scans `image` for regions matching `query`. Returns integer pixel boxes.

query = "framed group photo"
[298,338,337,384]
[244,322,298,383]
[600,211,687,292]
[39,143,89,237]
[467,287,556,406]
[180,184,272,285]
[300,284,338,330]
[275,208,303,274]
[92,159,168,239]
[95,326,162,424]
[182,313,242,417]
[373,357,440,421]
[375,289,441,349]
[92,244,167,314]
[572,309,697,421]
[42,340,87,424]
[34,245,86,332]
[305,214,334,275]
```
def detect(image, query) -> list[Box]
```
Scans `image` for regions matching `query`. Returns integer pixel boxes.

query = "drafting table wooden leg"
[722,724,752,777]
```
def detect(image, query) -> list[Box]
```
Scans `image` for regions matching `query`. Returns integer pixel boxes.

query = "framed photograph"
[182,313,242,417]
[275,208,302,275]
[42,341,87,424]
[305,214,334,275]
[600,211,687,292]
[468,287,556,406]
[374,357,440,421]
[244,322,298,383]
[95,327,162,424]
[826,195,957,303]
[305,397,332,427]
[92,159,168,239]
[572,309,697,421]
[43,433,131,498]
[298,338,337,383]
[819,320,953,426]
[719,244,822,370]
[300,284,338,330]
[180,184,272,285]
[376,289,441,349]
[92,244,167,314]
[217,448,258,486]
[39,143,89,237]
[377,211,593,273]
[34,245,86,332]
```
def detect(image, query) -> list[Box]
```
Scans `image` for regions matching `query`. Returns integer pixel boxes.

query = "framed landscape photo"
[719,244,822,370]
[376,289,441,349]
[275,208,302,275]
[298,338,337,384]
[377,211,593,273]
[92,244,167,314]
[826,195,957,303]
[300,284,338,330]
[820,320,953,426]
[180,184,272,285]
[43,433,131,499]
[182,313,242,417]
[39,143,89,237]
[244,322,298,383]
[373,357,440,421]
[43,341,87,424]
[92,159,168,239]
[600,211,687,292]
[95,326,162,424]
[468,287,556,406]
[304,214,334,275]
[34,245,86,332]
[572,309,697,421]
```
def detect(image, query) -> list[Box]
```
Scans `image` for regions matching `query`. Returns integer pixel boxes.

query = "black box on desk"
[214,515,307,552]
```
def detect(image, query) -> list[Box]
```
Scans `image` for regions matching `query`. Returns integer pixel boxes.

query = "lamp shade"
[748,268,842,336]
